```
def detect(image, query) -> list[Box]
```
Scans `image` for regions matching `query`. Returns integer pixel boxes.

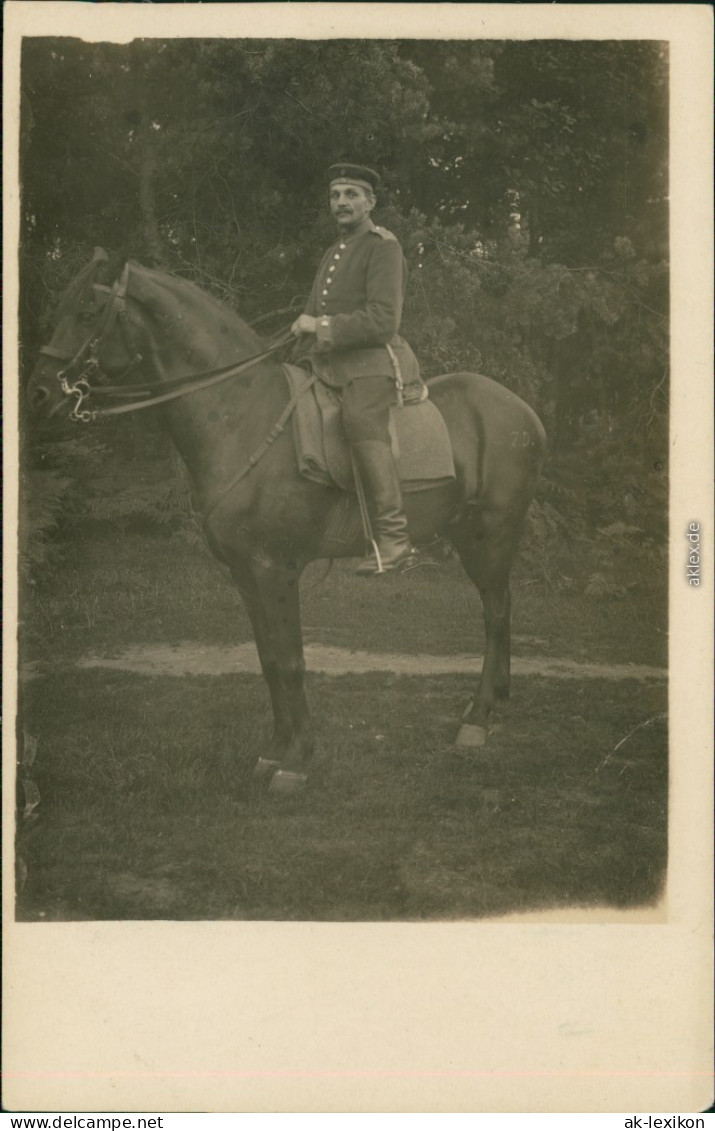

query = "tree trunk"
[138,132,162,262]
[130,41,163,263]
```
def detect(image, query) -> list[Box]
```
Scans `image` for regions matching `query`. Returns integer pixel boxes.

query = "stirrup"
[354,544,416,576]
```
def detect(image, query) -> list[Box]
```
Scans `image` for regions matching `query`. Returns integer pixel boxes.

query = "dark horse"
[28,251,546,793]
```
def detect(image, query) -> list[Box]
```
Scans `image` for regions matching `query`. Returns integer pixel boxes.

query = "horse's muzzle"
[26,371,67,420]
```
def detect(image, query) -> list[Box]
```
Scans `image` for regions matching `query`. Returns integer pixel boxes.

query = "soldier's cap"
[328,163,381,193]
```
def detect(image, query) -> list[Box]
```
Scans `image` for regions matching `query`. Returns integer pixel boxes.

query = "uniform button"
[322,289,328,295]
[328,265,336,272]
[320,301,326,308]
[333,254,340,260]
[326,278,332,285]
[339,243,346,250]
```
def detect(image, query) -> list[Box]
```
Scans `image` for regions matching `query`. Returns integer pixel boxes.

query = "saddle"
[282,364,455,494]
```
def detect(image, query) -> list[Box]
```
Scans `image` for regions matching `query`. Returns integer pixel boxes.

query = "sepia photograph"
[3,1,712,1115]
[16,29,671,924]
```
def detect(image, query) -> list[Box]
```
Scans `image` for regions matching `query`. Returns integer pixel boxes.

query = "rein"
[79,332,295,420]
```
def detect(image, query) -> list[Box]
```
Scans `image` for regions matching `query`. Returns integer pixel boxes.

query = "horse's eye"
[77,309,97,325]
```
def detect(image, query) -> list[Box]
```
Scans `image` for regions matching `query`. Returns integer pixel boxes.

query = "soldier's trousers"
[341,375,397,444]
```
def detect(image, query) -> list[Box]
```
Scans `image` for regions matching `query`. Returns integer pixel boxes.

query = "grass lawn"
[17,667,666,921]
[16,526,668,921]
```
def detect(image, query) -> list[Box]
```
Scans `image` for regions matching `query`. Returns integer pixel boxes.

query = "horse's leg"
[494,586,511,702]
[230,560,293,776]
[248,555,314,794]
[449,510,521,746]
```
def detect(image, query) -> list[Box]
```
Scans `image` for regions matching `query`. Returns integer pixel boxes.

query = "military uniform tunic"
[300,219,420,391]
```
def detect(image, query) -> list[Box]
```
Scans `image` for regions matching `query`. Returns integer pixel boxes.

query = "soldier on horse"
[291,163,423,575]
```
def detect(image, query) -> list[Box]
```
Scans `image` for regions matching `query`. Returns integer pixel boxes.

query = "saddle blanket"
[283,364,456,494]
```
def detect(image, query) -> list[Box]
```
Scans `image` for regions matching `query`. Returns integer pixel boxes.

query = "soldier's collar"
[335,218,376,244]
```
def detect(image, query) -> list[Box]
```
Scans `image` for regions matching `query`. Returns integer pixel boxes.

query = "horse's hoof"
[455,723,488,747]
[268,769,308,795]
[252,757,281,780]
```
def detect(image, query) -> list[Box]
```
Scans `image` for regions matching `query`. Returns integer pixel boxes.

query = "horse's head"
[27,248,263,422]
[27,248,138,420]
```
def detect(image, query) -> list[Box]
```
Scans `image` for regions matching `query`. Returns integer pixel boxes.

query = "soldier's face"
[329,184,375,231]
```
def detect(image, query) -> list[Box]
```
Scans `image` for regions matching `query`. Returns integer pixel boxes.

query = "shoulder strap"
[371,226,398,242]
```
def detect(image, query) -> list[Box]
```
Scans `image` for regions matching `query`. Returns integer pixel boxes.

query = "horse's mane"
[56,254,265,351]
[133,262,263,346]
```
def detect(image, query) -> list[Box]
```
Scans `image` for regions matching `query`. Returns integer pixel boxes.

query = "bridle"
[38,263,142,421]
[38,262,294,423]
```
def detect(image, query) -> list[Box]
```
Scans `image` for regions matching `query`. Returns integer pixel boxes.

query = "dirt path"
[77,642,666,681]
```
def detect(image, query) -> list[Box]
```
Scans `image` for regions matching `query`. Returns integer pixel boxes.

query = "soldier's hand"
[291,315,317,336]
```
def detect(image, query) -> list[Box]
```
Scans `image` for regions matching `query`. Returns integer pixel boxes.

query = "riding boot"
[351,440,416,575]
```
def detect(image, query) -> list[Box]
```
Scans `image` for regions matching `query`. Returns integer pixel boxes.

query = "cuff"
[315,316,334,348]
